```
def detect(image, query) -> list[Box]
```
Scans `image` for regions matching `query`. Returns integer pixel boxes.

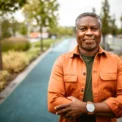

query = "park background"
[0,0,122,122]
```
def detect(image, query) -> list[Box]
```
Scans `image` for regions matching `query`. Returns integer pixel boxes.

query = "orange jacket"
[48,45,122,122]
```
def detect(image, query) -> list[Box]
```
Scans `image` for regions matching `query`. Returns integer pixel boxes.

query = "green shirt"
[81,54,94,102]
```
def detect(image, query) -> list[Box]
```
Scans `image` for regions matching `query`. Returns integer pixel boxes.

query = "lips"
[83,39,95,45]
[83,38,95,40]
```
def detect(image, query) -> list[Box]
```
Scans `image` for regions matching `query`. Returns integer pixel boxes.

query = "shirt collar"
[69,45,108,58]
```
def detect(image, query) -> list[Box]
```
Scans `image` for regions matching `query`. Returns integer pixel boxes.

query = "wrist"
[86,101,95,115]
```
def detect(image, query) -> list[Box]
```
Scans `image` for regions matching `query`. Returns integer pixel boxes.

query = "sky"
[56,0,122,27]
[15,0,122,28]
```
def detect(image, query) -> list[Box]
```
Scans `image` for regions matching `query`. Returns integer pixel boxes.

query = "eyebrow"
[78,24,99,27]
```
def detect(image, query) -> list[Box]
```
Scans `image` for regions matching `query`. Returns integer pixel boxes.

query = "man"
[48,12,122,122]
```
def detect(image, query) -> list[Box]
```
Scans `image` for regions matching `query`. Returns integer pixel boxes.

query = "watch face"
[86,103,95,112]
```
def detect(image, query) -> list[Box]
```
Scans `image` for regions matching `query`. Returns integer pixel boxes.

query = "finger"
[64,111,73,119]
[55,104,69,110]
[56,107,70,115]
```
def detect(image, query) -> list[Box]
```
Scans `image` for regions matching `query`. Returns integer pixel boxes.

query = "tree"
[0,0,27,70]
[120,14,122,33]
[23,0,59,51]
[109,14,117,36]
[0,0,26,13]
[100,0,111,49]
[92,7,96,13]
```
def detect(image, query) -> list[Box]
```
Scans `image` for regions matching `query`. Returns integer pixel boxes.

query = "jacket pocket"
[99,73,117,101]
[64,75,78,96]
[64,75,77,82]
[100,73,117,81]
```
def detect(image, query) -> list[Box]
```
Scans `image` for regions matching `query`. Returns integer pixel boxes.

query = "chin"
[83,45,97,51]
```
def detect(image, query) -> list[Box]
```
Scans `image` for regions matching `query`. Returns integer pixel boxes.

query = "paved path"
[0,38,74,122]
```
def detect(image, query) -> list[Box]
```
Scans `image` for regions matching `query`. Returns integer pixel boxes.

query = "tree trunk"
[103,34,109,51]
[102,35,106,49]
[40,26,43,52]
[0,40,3,70]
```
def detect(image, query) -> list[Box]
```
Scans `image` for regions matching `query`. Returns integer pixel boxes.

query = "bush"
[0,70,10,91]
[2,37,30,52]
[26,48,40,62]
[3,51,29,73]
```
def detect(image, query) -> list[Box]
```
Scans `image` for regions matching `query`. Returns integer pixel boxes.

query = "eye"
[91,27,98,31]
[79,27,86,31]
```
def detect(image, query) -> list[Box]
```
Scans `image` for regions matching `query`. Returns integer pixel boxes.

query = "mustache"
[83,35,95,40]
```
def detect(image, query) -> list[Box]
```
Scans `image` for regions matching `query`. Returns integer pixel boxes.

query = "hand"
[55,96,86,119]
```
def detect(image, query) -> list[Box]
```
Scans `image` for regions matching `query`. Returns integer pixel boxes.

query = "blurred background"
[0,0,122,122]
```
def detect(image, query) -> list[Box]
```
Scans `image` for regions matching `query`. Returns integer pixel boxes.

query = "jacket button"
[83,72,86,75]
[81,88,84,92]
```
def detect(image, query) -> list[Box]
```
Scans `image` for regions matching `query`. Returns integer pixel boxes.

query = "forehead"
[77,16,99,26]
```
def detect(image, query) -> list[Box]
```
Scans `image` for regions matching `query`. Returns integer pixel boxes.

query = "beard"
[80,42,98,51]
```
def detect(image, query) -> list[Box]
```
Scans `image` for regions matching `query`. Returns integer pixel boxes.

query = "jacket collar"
[69,45,107,58]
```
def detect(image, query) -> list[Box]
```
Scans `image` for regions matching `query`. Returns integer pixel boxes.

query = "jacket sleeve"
[104,56,122,118]
[47,55,71,114]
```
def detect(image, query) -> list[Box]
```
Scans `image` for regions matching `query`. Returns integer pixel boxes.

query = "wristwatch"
[86,101,95,115]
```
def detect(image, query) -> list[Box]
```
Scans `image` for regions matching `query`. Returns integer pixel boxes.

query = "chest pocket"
[100,73,117,81]
[99,73,117,101]
[64,75,78,96]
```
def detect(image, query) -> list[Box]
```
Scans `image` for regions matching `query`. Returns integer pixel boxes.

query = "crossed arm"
[55,96,115,119]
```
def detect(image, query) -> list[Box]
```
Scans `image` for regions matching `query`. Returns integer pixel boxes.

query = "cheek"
[77,32,84,41]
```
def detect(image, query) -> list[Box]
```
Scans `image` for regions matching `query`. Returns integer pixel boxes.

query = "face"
[76,16,101,52]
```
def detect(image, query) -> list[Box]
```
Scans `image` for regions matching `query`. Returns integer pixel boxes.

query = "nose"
[85,28,93,35]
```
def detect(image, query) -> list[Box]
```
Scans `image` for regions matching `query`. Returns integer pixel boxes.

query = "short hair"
[75,12,102,29]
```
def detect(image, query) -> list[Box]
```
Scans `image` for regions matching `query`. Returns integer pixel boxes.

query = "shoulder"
[54,52,71,66]
[56,52,71,62]
[105,51,122,63]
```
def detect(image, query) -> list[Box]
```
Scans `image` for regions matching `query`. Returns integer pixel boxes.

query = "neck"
[79,47,99,56]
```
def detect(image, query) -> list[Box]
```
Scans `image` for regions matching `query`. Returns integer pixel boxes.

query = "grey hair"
[75,12,102,29]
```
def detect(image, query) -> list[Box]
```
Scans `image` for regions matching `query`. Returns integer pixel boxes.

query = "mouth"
[82,38,95,45]
[83,38,95,42]
[83,38,95,41]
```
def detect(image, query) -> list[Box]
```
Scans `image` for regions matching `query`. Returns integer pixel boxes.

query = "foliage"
[0,70,10,91]
[2,47,41,74]
[26,48,40,62]
[100,0,111,35]
[0,19,12,38]
[23,0,59,28]
[0,0,27,13]
[3,51,29,73]
[109,15,117,36]
[34,38,60,50]
[48,26,74,37]
[2,37,30,52]
[0,18,27,39]
[0,70,10,82]
[18,22,28,35]
[120,14,122,34]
